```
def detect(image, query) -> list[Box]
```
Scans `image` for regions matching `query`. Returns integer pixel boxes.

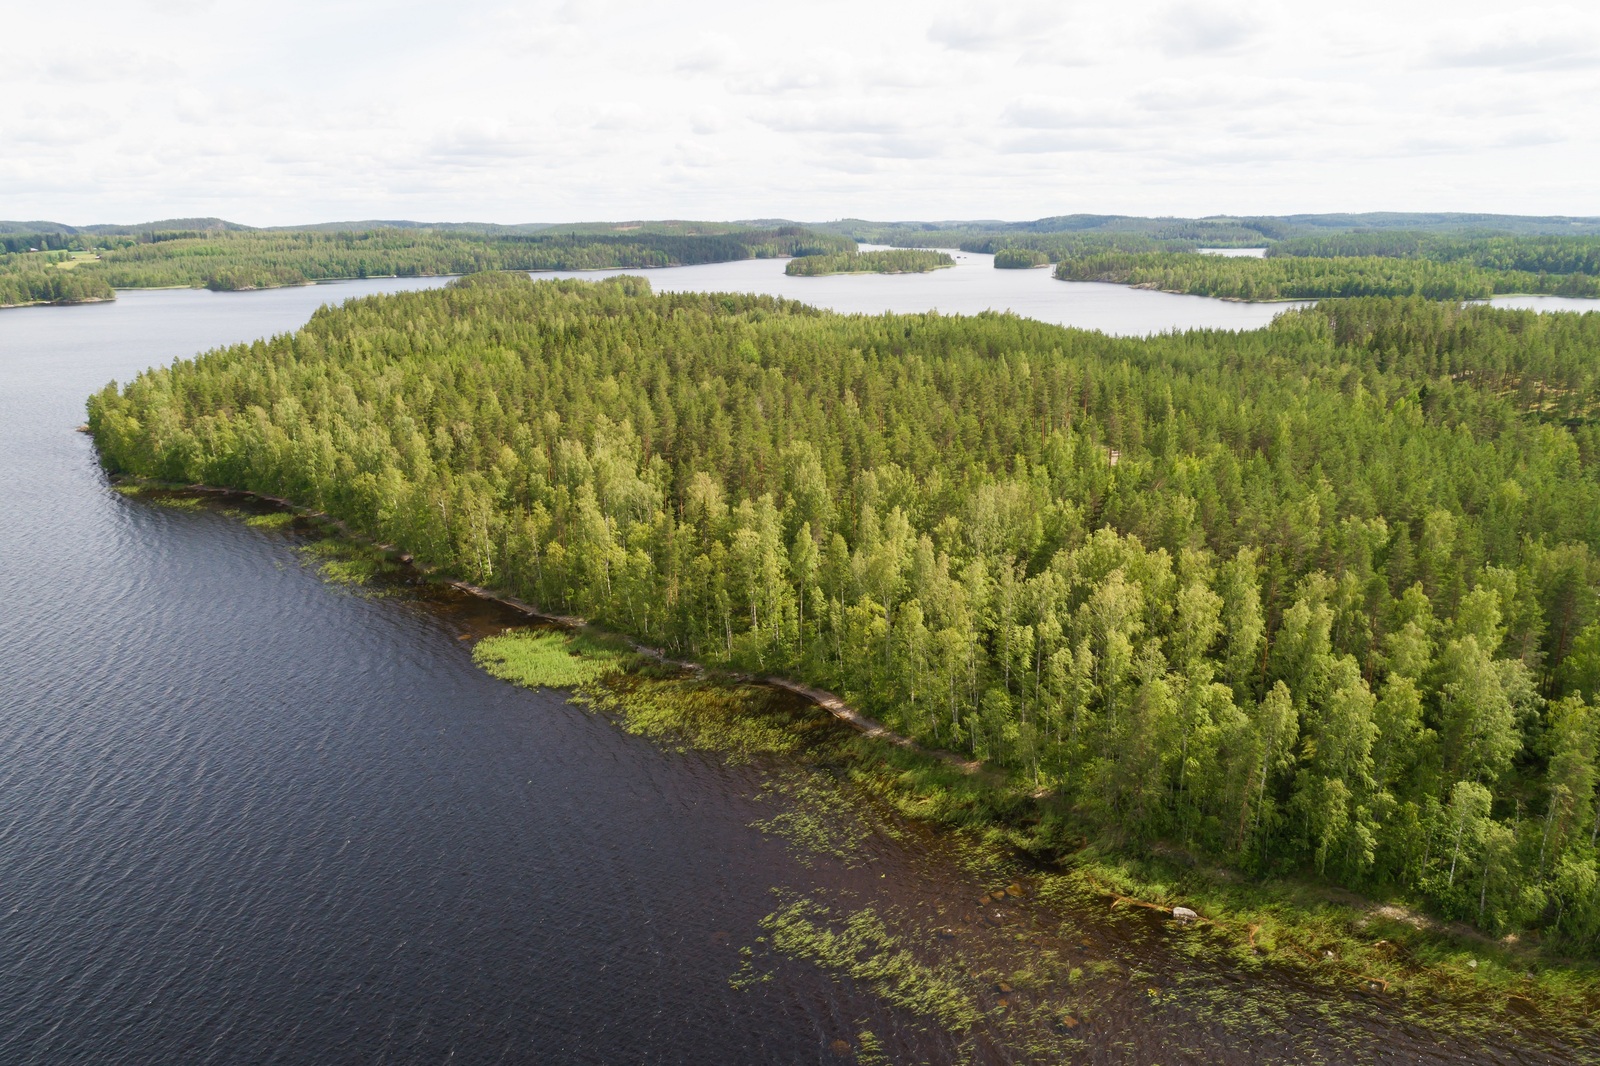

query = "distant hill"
[0,217,251,236]
[813,212,1600,242]
[0,221,81,235]
[6,212,1599,243]
[1273,212,1600,235]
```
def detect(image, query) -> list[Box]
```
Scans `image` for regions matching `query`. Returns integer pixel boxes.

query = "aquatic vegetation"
[472,630,623,689]
[763,899,981,1031]
[149,494,203,511]
[751,771,872,862]
[243,511,295,530]
[297,538,397,586]
[584,676,804,760]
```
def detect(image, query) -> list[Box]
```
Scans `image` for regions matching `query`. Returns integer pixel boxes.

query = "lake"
[545,247,1310,335]
[0,274,1593,1064]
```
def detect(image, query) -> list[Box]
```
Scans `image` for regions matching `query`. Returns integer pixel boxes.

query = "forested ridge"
[1270,233,1600,276]
[90,273,1600,948]
[0,225,853,305]
[785,249,954,276]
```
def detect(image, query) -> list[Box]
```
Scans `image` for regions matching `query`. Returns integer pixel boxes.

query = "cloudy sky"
[5,0,1597,225]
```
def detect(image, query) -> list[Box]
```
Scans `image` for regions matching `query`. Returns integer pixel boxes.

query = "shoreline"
[123,477,973,771]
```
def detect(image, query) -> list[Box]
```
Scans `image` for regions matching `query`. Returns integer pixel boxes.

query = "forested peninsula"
[0,223,854,307]
[90,272,1600,954]
[785,249,954,276]
[1052,250,1600,302]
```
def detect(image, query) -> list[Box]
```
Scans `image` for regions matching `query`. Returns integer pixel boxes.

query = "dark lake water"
[1,280,1594,1064]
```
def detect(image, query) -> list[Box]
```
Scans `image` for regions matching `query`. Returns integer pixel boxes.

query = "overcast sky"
[4,0,1597,225]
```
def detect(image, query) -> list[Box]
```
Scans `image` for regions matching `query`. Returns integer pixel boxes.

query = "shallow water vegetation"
[147,493,204,510]
[243,511,295,530]
[297,537,399,587]
[584,675,807,761]
[752,770,875,863]
[472,630,624,689]
[763,899,982,1031]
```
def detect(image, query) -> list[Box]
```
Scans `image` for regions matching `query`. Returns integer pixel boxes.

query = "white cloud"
[1429,33,1600,72]
[1158,3,1262,57]
[0,0,1594,223]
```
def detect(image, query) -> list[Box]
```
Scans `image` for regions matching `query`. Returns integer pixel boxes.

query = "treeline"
[1054,251,1600,301]
[98,228,856,290]
[1271,233,1600,278]
[90,274,1600,948]
[0,226,856,302]
[1,233,89,254]
[785,249,954,276]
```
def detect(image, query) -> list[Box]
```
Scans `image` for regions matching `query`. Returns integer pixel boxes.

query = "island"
[992,248,1050,269]
[784,249,954,276]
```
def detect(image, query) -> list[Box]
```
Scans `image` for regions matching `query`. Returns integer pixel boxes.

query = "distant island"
[784,249,954,276]
[0,221,856,308]
[993,248,1049,269]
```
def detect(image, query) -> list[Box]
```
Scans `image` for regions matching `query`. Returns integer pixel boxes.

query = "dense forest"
[0,225,854,305]
[785,249,954,276]
[1053,251,1600,301]
[90,272,1600,949]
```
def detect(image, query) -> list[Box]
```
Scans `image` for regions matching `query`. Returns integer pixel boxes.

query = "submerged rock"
[1171,906,1199,922]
